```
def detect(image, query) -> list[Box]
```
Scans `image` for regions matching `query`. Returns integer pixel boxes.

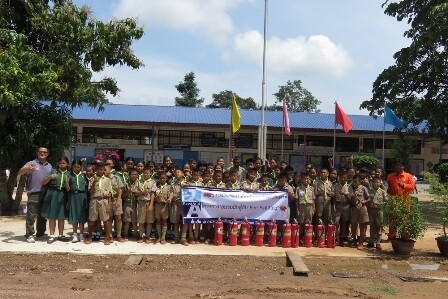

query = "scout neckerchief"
[59,169,67,190]
[73,171,83,189]
[301,184,311,203]
[247,180,257,189]
[141,178,153,192]
[373,187,383,203]
[108,174,117,196]
[157,182,168,196]
[191,180,201,186]
[98,175,105,192]
[230,181,238,189]
[322,178,330,199]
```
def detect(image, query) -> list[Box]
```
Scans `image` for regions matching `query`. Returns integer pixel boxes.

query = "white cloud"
[113,0,240,45]
[233,30,353,77]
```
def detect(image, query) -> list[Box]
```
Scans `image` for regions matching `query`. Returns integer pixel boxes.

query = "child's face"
[340,175,348,184]
[103,166,111,176]
[260,177,268,185]
[143,169,151,180]
[129,172,138,181]
[213,173,223,183]
[301,176,310,186]
[372,179,381,189]
[72,164,82,174]
[352,179,361,188]
[330,170,338,182]
[277,178,286,187]
[86,166,94,178]
[248,172,257,182]
[175,169,184,180]
[58,160,68,171]
[95,166,104,177]
[159,175,168,184]
[229,173,238,183]
[320,169,329,180]
[136,163,144,172]
[309,169,317,179]
[202,174,211,182]
[294,173,301,183]
[191,172,200,181]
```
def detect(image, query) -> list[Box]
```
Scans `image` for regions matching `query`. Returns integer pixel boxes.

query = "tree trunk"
[11,175,26,214]
[0,168,13,211]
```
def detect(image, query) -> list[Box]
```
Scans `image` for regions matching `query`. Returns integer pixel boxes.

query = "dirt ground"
[0,248,447,299]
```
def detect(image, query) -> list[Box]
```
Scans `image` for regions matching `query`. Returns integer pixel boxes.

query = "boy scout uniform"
[89,176,112,222]
[124,179,141,224]
[241,180,259,190]
[333,182,351,225]
[139,178,157,224]
[348,185,370,225]
[155,183,172,220]
[225,181,241,189]
[212,180,226,189]
[109,174,124,216]
[170,179,186,224]
[314,178,334,224]
[296,184,315,224]
[368,187,387,244]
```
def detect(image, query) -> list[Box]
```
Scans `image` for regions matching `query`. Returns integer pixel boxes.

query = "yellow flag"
[231,96,241,133]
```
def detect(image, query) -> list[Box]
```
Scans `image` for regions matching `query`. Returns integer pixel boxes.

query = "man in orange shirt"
[386,159,415,239]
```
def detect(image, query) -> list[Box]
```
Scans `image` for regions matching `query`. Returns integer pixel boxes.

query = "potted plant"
[381,195,426,255]
[422,171,448,256]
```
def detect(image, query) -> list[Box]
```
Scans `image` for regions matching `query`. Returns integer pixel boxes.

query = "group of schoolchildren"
[40,154,387,250]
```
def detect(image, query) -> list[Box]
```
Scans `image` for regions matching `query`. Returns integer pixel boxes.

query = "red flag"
[335,102,353,133]
[283,99,291,136]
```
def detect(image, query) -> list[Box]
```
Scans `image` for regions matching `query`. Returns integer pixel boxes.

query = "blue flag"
[384,104,405,129]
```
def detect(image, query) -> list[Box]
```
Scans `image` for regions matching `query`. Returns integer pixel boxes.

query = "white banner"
[181,186,289,224]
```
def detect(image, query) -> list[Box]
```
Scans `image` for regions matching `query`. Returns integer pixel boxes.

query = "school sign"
[181,186,288,224]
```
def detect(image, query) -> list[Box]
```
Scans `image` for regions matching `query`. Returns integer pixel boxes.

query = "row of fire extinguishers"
[213,218,336,248]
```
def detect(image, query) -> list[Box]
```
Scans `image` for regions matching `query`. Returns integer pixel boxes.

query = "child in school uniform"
[296,172,315,244]
[333,172,351,246]
[368,177,387,250]
[154,173,173,244]
[67,160,88,243]
[349,175,370,250]
[171,168,188,245]
[314,168,334,225]
[41,156,70,244]
[212,170,226,189]
[85,162,113,245]
[225,169,241,189]
[259,174,272,190]
[138,167,156,243]
[241,169,259,191]
[186,169,204,244]
[104,164,125,243]
[123,168,140,241]
[201,171,213,187]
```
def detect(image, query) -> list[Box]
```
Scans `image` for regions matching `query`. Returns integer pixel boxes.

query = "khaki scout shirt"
[91,176,112,198]
[296,184,315,205]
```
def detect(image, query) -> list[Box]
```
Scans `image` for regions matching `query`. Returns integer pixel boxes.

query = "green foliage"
[390,133,416,168]
[206,90,258,109]
[422,171,448,239]
[273,79,321,113]
[175,72,204,107]
[381,195,426,240]
[0,0,144,110]
[434,163,448,183]
[0,102,73,170]
[353,155,379,169]
[360,1,448,140]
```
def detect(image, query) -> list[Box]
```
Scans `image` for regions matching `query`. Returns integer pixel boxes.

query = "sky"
[73,0,411,115]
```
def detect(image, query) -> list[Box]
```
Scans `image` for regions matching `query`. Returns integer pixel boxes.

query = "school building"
[70,103,446,176]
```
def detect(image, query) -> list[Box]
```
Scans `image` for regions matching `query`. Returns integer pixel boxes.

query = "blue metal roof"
[71,103,412,133]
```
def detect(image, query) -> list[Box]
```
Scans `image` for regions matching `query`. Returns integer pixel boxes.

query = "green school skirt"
[41,188,67,220]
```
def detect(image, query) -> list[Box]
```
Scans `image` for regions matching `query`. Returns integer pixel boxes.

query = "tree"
[0,0,144,211]
[390,133,417,169]
[206,90,258,109]
[273,79,321,113]
[360,1,448,140]
[174,72,204,107]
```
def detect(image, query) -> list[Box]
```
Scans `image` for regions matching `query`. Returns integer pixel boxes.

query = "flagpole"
[259,0,268,162]
[229,103,233,166]
[382,103,386,170]
[281,110,284,162]
[333,101,337,165]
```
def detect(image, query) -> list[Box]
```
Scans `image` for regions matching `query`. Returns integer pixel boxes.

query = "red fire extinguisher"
[326,222,336,248]
[291,219,299,248]
[228,219,238,246]
[240,218,251,246]
[214,218,223,246]
[282,221,292,248]
[316,219,326,248]
[268,219,277,247]
[304,221,313,248]
[255,220,264,247]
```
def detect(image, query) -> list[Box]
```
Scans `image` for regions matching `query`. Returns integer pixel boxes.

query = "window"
[158,130,225,147]
[82,127,153,145]
[297,135,334,147]
[267,134,293,150]
[336,137,359,152]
